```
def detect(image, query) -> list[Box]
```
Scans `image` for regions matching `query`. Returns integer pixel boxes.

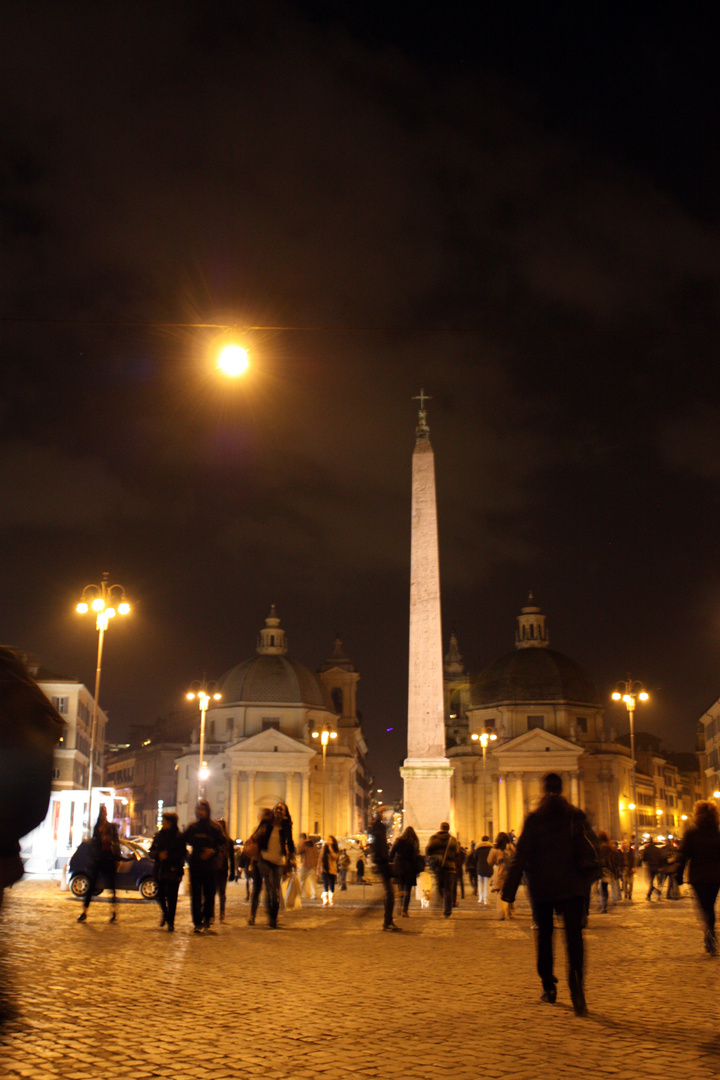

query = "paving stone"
[0,880,718,1078]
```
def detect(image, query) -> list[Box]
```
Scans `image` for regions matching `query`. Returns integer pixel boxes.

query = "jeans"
[693,882,720,938]
[533,895,585,994]
[258,857,285,924]
[434,869,455,916]
[297,866,317,898]
[190,868,216,928]
[322,871,337,897]
[84,851,116,910]
[157,879,180,928]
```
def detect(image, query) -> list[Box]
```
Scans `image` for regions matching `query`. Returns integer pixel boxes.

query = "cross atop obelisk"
[401,392,453,843]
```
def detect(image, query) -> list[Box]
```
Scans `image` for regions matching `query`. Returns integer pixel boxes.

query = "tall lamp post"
[76,573,130,836]
[471,728,497,837]
[611,677,649,847]
[311,722,337,838]
[186,679,222,800]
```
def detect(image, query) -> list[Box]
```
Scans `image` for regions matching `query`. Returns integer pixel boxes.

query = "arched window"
[332,687,344,714]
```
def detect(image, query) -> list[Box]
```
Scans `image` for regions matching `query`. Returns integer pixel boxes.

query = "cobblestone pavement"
[1,878,719,1079]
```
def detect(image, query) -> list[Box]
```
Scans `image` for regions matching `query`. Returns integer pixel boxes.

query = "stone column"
[247,771,256,836]
[401,401,453,843]
[513,772,525,831]
[570,772,579,807]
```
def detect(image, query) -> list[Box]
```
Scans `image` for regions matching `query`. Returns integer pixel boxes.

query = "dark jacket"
[389,834,420,884]
[425,830,459,871]
[475,841,493,878]
[502,795,591,903]
[150,827,187,883]
[183,817,224,873]
[642,843,663,871]
[254,818,295,863]
[676,823,720,887]
[369,817,390,871]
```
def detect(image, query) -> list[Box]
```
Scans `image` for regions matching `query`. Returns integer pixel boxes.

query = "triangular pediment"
[227,728,316,757]
[493,729,580,756]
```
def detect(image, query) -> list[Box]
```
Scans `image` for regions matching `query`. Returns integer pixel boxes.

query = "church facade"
[445,597,698,844]
[175,608,369,839]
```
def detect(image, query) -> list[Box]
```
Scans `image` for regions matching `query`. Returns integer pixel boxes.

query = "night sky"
[2,5,719,799]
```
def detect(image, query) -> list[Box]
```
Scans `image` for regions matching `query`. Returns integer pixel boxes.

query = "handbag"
[572,817,602,885]
[243,837,260,862]
[284,871,302,911]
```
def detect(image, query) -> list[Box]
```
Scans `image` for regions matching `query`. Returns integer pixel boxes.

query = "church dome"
[471,597,600,706]
[218,607,328,708]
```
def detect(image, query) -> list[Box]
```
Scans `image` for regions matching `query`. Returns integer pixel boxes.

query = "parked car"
[128,835,153,853]
[68,838,159,900]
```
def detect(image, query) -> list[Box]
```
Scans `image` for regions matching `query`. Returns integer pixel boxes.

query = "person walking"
[488,832,514,920]
[149,811,187,932]
[246,808,272,925]
[676,800,720,955]
[214,818,235,923]
[296,833,319,899]
[389,826,421,918]
[76,805,120,924]
[337,848,351,891]
[369,810,400,931]
[254,802,296,928]
[476,835,493,905]
[466,842,478,897]
[502,772,592,1016]
[183,799,224,934]
[642,840,663,901]
[319,835,339,906]
[425,822,459,918]
[453,845,466,906]
[356,854,365,884]
[621,840,635,900]
[597,831,615,913]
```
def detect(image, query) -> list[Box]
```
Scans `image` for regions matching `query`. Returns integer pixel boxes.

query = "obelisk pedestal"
[401,393,453,846]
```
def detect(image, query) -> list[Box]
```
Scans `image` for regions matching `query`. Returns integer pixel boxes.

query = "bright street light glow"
[218,345,249,377]
[91,597,105,612]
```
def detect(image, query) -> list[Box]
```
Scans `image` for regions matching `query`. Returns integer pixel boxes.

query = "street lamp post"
[76,573,130,837]
[471,728,497,837]
[611,676,649,847]
[186,679,222,801]
[311,722,337,838]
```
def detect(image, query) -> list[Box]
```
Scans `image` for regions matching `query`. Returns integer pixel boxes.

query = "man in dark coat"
[425,822,459,918]
[150,811,187,932]
[502,772,591,1016]
[183,799,224,933]
[369,810,400,931]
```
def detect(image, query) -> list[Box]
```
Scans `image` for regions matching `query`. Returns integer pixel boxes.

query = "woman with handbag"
[319,835,339,905]
[389,826,421,917]
[487,832,514,920]
[245,808,271,925]
[254,803,296,928]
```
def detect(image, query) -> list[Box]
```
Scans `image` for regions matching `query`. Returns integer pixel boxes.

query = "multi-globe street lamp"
[611,676,649,846]
[76,573,130,836]
[471,728,497,837]
[186,679,222,800]
[311,721,337,838]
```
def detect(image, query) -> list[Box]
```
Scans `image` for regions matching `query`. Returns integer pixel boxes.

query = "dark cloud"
[1,5,719,792]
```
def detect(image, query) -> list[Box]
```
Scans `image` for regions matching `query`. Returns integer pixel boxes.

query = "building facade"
[174,608,370,837]
[446,597,701,844]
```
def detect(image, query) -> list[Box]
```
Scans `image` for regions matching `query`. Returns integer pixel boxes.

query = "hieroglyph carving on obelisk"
[400,391,453,842]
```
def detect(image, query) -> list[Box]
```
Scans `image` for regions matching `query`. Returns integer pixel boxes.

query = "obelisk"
[400,391,453,843]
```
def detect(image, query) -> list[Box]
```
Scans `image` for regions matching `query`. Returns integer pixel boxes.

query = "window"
[576,717,588,734]
[52,696,69,715]
[527,715,545,731]
[52,768,61,780]
[331,688,344,714]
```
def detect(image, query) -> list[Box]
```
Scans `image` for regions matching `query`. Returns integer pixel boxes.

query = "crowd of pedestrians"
[73,781,720,1017]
